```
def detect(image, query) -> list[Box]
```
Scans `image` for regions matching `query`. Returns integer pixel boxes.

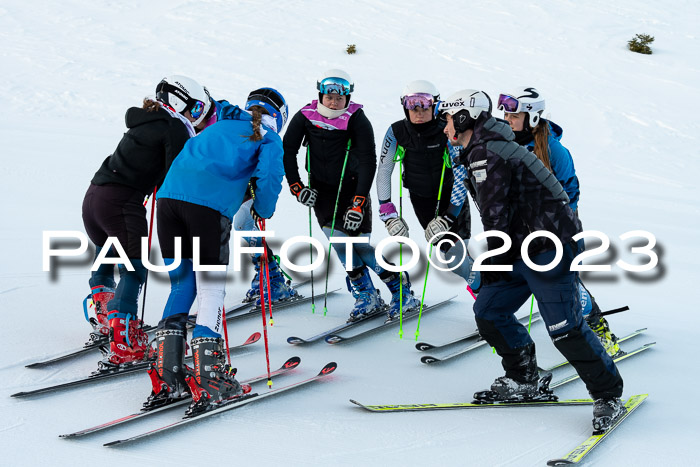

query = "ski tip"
[25,362,46,369]
[319,362,338,376]
[415,342,433,351]
[420,356,439,364]
[286,337,305,345]
[546,459,574,466]
[10,391,28,398]
[244,332,262,345]
[103,440,123,447]
[349,399,365,409]
[283,356,301,369]
[324,335,342,344]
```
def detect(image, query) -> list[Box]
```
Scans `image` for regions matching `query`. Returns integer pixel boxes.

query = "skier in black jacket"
[438,89,625,433]
[375,80,480,294]
[283,69,420,322]
[82,75,211,368]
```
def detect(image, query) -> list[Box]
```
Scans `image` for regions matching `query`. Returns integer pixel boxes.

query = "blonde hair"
[531,119,551,171]
[247,105,269,142]
[142,98,161,112]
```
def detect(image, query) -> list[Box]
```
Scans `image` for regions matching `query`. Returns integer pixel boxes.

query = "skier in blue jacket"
[497,87,620,357]
[145,88,288,414]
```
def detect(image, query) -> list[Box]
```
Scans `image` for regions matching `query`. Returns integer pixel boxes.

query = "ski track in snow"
[2,0,700,465]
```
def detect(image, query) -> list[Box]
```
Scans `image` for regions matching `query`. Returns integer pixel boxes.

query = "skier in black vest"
[375,80,480,294]
[438,88,625,433]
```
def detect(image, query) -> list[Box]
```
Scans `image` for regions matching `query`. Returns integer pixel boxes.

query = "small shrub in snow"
[628,34,654,55]
[346,44,357,54]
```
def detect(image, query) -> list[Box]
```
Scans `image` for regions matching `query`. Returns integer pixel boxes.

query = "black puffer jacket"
[91,106,191,196]
[282,107,376,197]
[456,116,582,262]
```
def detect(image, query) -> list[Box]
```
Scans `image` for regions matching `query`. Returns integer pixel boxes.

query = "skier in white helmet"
[375,80,480,299]
[498,86,620,357]
[283,69,420,323]
[82,75,208,369]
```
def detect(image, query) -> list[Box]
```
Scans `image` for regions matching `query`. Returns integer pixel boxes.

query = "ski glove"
[289,182,318,207]
[385,217,409,237]
[378,202,398,222]
[343,196,366,232]
[424,214,455,244]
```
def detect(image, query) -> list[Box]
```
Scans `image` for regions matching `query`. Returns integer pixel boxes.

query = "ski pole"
[257,219,273,388]
[222,306,231,363]
[140,187,157,324]
[306,147,316,313]
[260,221,274,326]
[415,152,449,341]
[322,140,352,316]
[392,146,407,338]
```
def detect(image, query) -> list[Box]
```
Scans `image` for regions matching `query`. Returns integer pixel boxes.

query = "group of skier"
[80,69,626,430]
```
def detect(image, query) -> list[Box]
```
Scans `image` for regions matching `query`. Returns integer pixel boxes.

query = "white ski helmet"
[497,87,545,128]
[438,89,492,134]
[156,75,212,127]
[317,69,354,95]
[400,80,440,119]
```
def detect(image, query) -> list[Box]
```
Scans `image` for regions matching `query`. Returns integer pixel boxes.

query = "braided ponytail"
[247,105,267,142]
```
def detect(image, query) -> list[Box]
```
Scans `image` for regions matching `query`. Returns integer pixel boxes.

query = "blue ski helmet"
[245,88,288,133]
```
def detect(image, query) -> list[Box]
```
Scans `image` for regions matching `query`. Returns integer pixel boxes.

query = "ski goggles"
[317,77,354,95]
[156,81,207,119]
[401,93,434,110]
[497,94,523,113]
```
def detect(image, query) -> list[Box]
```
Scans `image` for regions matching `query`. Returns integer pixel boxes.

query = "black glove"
[343,196,366,232]
[424,214,456,244]
[289,182,318,207]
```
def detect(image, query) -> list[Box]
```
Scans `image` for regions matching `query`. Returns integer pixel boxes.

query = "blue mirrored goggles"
[317,77,354,95]
[189,99,206,119]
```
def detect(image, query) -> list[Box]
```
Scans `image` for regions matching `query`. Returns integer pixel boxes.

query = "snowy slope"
[1,0,699,465]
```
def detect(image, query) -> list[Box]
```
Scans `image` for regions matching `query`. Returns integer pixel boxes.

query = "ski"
[550,343,656,389]
[420,315,543,364]
[218,289,342,324]
[103,361,338,446]
[226,279,311,317]
[10,332,261,398]
[350,397,595,413]
[539,328,647,372]
[25,324,156,369]
[324,296,457,345]
[286,305,388,345]
[59,356,301,438]
[415,312,541,352]
[547,394,648,465]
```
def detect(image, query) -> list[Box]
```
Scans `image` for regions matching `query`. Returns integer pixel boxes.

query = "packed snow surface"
[1,1,699,465]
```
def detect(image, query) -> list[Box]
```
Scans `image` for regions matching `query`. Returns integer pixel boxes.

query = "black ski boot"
[184,337,243,417]
[473,343,557,403]
[592,397,627,434]
[143,329,191,410]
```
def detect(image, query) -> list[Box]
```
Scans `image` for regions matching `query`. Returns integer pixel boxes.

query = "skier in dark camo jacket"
[437,89,625,432]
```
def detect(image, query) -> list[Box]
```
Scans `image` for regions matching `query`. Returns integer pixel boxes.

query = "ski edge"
[350,398,595,412]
